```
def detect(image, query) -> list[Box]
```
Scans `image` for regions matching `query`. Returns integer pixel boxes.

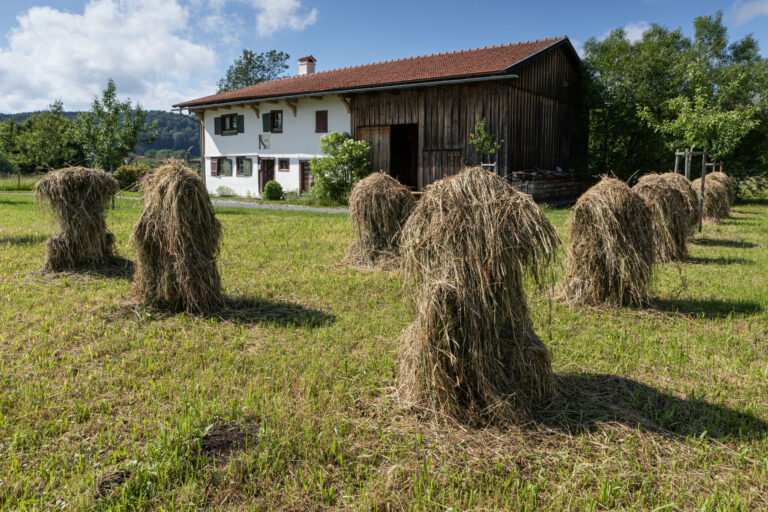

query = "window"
[278,158,290,172]
[213,157,232,176]
[215,114,244,136]
[271,110,283,133]
[236,157,253,177]
[315,110,328,133]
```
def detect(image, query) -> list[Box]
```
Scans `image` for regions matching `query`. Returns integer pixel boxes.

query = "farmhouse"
[174,36,583,198]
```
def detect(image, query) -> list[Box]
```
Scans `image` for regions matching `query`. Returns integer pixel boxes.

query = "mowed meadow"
[1,193,767,511]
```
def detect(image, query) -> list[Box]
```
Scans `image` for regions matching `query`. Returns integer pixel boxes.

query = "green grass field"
[0,193,766,511]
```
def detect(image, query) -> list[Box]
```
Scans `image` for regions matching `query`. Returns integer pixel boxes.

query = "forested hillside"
[0,110,199,157]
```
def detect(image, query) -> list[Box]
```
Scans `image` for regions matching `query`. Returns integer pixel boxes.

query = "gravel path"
[0,192,348,214]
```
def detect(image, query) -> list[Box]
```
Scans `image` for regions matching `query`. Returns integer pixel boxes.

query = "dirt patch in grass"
[95,469,131,499]
[199,421,259,456]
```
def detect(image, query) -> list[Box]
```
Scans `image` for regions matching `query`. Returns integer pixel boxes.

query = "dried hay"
[130,160,222,313]
[692,176,731,223]
[659,172,700,235]
[707,172,735,207]
[343,172,415,270]
[33,167,117,271]
[561,177,654,307]
[398,166,559,424]
[632,173,691,261]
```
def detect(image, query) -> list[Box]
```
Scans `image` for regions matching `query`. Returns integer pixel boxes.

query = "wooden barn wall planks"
[349,44,583,189]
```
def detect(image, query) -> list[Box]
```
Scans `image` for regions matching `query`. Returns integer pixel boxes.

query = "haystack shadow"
[686,255,753,265]
[0,233,47,246]
[37,256,134,280]
[534,373,768,439]
[692,237,758,249]
[650,297,762,318]
[208,296,335,327]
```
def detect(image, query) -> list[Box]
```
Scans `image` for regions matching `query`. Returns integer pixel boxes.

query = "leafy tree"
[12,101,86,173]
[310,132,372,205]
[72,79,157,172]
[217,49,290,93]
[469,117,503,164]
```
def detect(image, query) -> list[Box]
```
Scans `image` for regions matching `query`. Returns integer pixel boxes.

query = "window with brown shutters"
[210,157,219,176]
[315,110,328,133]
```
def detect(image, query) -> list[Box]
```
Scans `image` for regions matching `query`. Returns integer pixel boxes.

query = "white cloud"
[730,0,768,25]
[249,0,318,38]
[0,0,218,112]
[571,39,585,59]
[622,21,650,43]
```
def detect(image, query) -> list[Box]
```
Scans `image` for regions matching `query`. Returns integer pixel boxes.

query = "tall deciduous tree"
[72,79,157,172]
[217,49,290,93]
[13,101,86,173]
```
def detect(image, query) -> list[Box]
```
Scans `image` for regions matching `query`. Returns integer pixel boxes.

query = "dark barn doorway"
[259,158,275,194]
[389,124,418,189]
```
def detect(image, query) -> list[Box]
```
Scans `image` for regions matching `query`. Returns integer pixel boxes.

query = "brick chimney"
[298,55,316,75]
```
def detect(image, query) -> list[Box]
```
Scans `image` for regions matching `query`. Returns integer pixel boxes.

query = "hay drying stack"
[398,167,559,424]
[660,172,700,235]
[343,172,415,270]
[632,173,692,262]
[707,172,735,207]
[562,177,654,307]
[33,167,118,271]
[692,176,730,223]
[130,160,222,313]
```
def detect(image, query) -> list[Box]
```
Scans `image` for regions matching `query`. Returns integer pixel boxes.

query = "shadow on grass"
[736,197,768,206]
[535,373,768,439]
[207,296,335,327]
[0,233,47,246]
[38,256,134,280]
[686,255,754,265]
[691,237,758,249]
[650,297,762,318]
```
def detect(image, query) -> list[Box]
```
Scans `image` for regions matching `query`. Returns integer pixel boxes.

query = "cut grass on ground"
[0,193,766,510]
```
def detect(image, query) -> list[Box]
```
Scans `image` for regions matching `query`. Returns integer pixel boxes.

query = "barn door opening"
[390,124,418,189]
[259,158,275,194]
[299,160,313,194]
[358,126,391,174]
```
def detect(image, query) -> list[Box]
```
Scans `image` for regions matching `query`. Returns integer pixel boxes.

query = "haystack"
[633,173,692,262]
[707,172,735,207]
[343,172,415,270]
[398,167,559,424]
[34,167,118,271]
[660,172,700,235]
[562,177,654,307]
[692,176,730,223]
[130,160,222,313]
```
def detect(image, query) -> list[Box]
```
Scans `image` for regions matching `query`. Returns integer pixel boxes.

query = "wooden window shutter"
[262,113,271,132]
[210,158,218,176]
[315,110,328,133]
[237,114,245,134]
[214,116,221,135]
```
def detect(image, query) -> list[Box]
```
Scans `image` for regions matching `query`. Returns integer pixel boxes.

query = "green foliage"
[310,132,372,205]
[583,12,768,178]
[71,79,158,172]
[217,49,290,93]
[0,152,17,175]
[469,117,503,162]
[216,186,235,197]
[114,163,153,190]
[263,180,283,200]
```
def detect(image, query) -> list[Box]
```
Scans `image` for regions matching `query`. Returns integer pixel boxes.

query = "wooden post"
[698,151,706,233]
[674,151,680,173]
[684,148,691,179]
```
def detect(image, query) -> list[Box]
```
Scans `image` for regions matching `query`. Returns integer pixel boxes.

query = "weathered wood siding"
[350,43,582,189]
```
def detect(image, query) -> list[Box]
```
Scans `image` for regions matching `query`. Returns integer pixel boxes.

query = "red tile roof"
[175,36,570,108]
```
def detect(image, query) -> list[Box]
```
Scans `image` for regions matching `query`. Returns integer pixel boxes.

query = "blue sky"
[1,0,766,112]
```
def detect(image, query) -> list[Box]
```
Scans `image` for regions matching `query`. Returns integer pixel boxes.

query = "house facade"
[174,38,583,197]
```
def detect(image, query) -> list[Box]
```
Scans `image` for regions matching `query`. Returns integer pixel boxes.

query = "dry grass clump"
[660,172,700,235]
[562,177,654,307]
[130,160,222,313]
[633,173,692,261]
[343,172,415,270]
[33,167,117,271]
[692,176,731,223]
[398,167,559,425]
[707,172,735,207]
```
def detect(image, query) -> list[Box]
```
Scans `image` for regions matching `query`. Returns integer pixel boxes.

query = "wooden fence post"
[684,148,691,179]
[698,151,706,233]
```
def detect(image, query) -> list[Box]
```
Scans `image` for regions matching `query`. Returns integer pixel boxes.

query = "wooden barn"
[174,36,583,198]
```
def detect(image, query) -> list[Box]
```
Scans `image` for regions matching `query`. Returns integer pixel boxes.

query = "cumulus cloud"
[249,0,318,37]
[730,0,768,25]
[622,21,650,43]
[0,0,218,112]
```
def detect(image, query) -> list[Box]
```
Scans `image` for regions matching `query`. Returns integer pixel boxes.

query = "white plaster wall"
[203,95,350,197]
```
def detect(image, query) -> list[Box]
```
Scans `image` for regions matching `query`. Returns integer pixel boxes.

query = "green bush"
[114,163,153,190]
[0,153,17,175]
[310,132,372,205]
[263,180,283,200]
[216,186,235,197]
